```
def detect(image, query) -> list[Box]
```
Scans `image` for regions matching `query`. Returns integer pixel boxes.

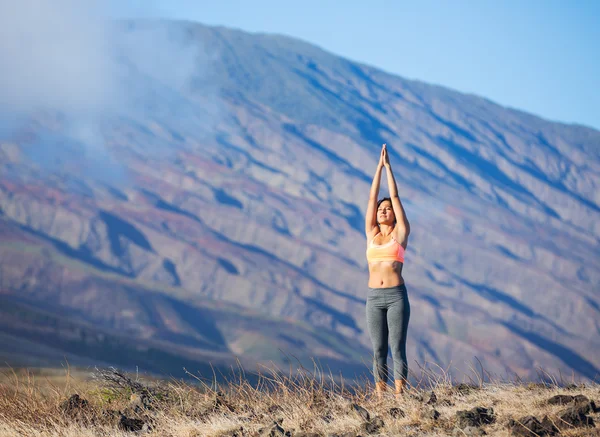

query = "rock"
[570,395,599,414]
[507,415,558,436]
[60,394,90,421]
[60,394,88,413]
[118,415,145,432]
[546,394,598,414]
[350,403,370,422]
[557,406,595,428]
[425,409,440,421]
[101,408,121,426]
[546,394,574,405]
[539,417,559,435]
[270,423,287,437]
[425,391,437,405]
[129,392,152,412]
[389,407,405,418]
[321,412,333,423]
[574,400,597,415]
[572,394,589,404]
[295,433,321,437]
[361,416,384,434]
[453,425,486,436]
[455,407,495,428]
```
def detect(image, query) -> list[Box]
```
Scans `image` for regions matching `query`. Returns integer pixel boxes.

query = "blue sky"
[111,0,600,130]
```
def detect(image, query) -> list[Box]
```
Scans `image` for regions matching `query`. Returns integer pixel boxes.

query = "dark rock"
[389,407,405,418]
[350,403,370,422]
[547,394,597,414]
[60,394,89,415]
[361,416,384,434]
[295,433,321,437]
[507,415,558,436]
[455,407,495,428]
[425,409,440,421]
[558,406,595,428]
[572,394,589,404]
[129,392,153,413]
[118,415,145,432]
[574,400,597,415]
[539,417,559,435]
[425,391,437,405]
[546,394,574,405]
[101,408,121,425]
[570,394,599,414]
[270,423,286,437]
[60,394,91,422]
[321,412,333,423]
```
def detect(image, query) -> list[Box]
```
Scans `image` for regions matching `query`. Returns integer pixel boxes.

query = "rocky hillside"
[1,367,600,436]
[0,19,599,382]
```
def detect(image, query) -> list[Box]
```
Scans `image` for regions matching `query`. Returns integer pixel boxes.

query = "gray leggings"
[366,284,410,383]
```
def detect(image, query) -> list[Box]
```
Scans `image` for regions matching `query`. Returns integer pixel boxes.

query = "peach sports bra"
[366,232,405,263]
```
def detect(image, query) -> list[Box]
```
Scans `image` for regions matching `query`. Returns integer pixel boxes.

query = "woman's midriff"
[368,260,404,288]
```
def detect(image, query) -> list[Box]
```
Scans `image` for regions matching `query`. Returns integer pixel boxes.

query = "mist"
[0,0,118,115]
[0,0,215,186]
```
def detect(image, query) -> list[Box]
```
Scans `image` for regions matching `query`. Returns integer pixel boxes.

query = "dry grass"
[0,362,599,437]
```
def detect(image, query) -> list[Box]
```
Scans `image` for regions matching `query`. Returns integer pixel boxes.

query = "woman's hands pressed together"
[382,143,390,168]
[378,143,391,170]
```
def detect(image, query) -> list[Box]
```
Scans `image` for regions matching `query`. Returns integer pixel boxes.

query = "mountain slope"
[0,19,599,382]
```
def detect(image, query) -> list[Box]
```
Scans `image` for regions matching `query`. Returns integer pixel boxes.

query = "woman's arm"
[382,145,410,245]
[365,146,385,238]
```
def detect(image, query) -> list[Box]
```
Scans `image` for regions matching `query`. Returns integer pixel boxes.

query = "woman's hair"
[377,197,396,224]
[377,197,392,209]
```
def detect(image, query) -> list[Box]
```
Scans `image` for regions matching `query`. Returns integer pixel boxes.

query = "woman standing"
[365,143,411,399]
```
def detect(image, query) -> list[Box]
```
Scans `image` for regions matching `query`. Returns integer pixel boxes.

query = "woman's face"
[377,200,395,225]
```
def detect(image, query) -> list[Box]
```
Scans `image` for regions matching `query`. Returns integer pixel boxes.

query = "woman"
[365,143,411,399]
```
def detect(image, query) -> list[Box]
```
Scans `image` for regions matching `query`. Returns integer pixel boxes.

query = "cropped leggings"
[366,284,410,383]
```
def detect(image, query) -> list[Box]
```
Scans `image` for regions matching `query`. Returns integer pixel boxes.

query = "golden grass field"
[0,363,598,437]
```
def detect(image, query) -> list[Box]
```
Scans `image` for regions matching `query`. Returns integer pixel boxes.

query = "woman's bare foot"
[375,381,388,400]
[394,379,406,399]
